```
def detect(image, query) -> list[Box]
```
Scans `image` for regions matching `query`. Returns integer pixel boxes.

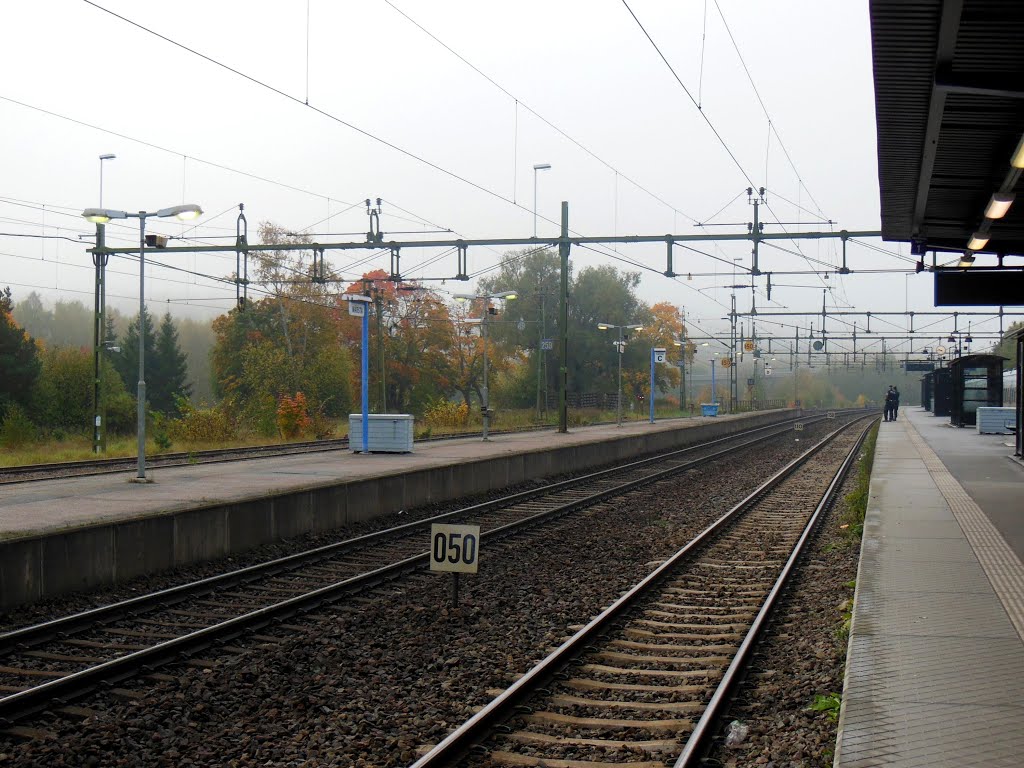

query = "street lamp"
[597,322,643,426]
[533,163,551,237]
[455,290,517,440]
[82,204,203,480]
[98,154,116,206]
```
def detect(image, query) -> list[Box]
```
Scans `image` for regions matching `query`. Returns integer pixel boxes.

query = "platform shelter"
[949,354,1006,428]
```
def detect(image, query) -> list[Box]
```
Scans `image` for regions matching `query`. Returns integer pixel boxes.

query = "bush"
[167,396,236,443]
[0,403,36,447]
[151,412,173,452]
[422,398,469,430]
[105,391,137,434]
[276,392,311,439]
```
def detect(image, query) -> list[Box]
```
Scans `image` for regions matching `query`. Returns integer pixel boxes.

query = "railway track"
[0,415,829,727]
[0,438,350,484]
[411,415,874,768]
[0,422,565,484]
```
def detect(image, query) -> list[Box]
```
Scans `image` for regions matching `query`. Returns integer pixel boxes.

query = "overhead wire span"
[381,0,698,225]
[80,0,544,223]
[619,0,757,190]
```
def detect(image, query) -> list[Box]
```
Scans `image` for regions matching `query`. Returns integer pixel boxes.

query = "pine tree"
[116,305,158,405]
[151,313,191,413]
[0,287,41,414]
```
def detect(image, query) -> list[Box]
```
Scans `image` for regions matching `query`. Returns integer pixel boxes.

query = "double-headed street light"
[532,163,551,237]
[597,322,643,426]
[455,290,517,440]
[82,204,203,481]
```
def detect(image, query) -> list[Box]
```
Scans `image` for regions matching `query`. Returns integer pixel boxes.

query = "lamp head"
[157,204,203,221]
[597,323,611,331]
[493,290,517,300]
[82,207,127,224]
[533,163,552,171]
[99,153,116,161]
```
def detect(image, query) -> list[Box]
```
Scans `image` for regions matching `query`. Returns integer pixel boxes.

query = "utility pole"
[679,307,687,412]
[91,224,108,453]
[375,290,386,413]
[558,201,569,433]
[535,290,547,418]
[730,294,738,412]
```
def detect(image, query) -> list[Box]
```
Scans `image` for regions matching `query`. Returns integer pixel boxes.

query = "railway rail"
[0,414,834,726]
[0,422,563,484]
[411,415,874,768]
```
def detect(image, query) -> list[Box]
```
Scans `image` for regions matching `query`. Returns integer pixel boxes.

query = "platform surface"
[835,407,1024,767]
[0,413,745,541]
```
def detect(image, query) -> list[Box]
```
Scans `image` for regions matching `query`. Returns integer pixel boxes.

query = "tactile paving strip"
[838,702,1024,768]
[904,418,1024,640]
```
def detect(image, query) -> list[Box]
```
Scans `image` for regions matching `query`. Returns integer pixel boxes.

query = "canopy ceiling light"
[984,192,1015,220]
[965,233,989,251]
[958,253,976,267]
[1012,133,1024,169]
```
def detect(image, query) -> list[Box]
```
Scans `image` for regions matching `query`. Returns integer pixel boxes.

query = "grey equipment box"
[348,414,415,452]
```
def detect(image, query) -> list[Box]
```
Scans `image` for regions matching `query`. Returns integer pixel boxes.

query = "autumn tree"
[478,248,562,407]
[340,272,461,415]
[212,222,354,434]
[0,286,41,417]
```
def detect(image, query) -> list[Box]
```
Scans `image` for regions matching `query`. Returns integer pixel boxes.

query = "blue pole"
[649,347,655,423]
[361,304,369,453]
[711,360,716,405]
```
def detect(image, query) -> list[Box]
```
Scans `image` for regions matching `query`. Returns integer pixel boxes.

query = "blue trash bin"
[701,403,720,417]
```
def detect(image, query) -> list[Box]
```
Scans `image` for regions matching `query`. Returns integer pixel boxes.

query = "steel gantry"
[88,200,880,433]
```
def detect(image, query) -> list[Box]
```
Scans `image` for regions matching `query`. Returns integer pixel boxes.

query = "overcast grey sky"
[1,1,1012,353]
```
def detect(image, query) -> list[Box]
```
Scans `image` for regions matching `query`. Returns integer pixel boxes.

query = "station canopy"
[870,0,1024,258]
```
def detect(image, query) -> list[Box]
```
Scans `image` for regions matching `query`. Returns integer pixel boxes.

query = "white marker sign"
[430,524,480,573]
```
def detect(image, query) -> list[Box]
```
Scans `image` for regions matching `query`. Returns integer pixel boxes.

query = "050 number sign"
[429,524,480,573]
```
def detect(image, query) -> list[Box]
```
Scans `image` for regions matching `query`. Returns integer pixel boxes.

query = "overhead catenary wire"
[381,0,698,225]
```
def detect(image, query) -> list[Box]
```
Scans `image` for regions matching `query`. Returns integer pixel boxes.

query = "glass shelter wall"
[949,354,1006,428]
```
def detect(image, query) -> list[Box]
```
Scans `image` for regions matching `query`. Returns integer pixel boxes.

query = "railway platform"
[0,409,794,610]
[834,406,1024,766]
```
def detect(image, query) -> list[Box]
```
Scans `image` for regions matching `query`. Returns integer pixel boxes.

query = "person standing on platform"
[892,386,900,421]
[883,386,895,422]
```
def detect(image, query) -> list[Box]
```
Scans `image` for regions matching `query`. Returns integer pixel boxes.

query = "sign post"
[650,347,666,423]
[348,295,372,453]
[430,523,480,607]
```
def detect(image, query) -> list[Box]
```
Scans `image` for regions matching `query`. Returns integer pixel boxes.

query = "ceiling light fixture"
[984,192,1015,220]
[966,233,988,251]
[1012,133,1024,169]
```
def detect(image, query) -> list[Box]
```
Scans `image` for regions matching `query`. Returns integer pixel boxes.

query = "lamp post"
[712,351,720,406]
[532,163,551,237]
[98,154,115,206]
[91,154,116,454]
[455,290,517,440]
[83,204,203,480]
[598,322,643,426]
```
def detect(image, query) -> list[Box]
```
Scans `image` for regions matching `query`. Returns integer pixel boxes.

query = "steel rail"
[408,414,873,768]
[0,424,566,484]
[0,415,827,723]
[673,417,875,766]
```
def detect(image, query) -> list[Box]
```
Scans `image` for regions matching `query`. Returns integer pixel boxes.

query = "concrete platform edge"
[0,411,793,611]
